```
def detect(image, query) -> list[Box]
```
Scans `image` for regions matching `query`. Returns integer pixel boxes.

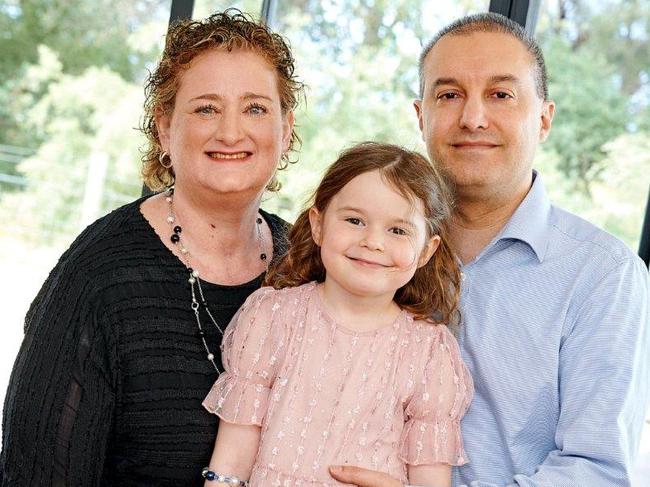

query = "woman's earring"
[159,151,172,169]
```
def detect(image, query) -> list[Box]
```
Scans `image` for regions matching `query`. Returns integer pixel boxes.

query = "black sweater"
[0,197,289,486]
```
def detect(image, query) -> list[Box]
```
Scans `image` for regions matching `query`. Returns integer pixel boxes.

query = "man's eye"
[493,91,512,99]
[438,92,459,100]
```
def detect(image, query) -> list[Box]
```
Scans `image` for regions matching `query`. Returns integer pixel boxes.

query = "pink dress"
[203,282,473,486]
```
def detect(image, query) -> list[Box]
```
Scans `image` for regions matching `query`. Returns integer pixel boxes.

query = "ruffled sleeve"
[202,286,287,426]
[399,325,474,466]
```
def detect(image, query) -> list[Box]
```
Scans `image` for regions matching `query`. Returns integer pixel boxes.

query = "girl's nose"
[360,228,384,251]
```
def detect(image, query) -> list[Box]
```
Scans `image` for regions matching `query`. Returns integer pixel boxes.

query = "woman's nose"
[216,109,245,145]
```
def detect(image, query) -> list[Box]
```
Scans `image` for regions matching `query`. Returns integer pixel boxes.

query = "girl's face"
[309,170,440,302]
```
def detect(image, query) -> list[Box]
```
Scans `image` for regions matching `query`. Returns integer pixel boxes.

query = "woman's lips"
[206,151,252,160]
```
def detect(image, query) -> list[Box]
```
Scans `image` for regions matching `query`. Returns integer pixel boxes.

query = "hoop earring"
[159,151,172,169]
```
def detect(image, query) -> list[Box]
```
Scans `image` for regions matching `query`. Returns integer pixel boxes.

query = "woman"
[0,10,302,486]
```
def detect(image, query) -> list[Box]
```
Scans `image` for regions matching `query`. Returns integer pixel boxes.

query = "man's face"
[414,31,554,204]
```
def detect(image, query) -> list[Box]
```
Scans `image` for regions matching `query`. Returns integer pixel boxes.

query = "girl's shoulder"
[243,281,318,311]
[407,315,460,347]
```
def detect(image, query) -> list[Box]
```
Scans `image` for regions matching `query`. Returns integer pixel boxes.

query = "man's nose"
[459,95,489,131]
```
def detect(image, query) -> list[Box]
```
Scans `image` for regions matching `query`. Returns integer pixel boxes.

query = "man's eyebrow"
[431,77,460,89]
[487,74,521,85]
[431,74,522,90]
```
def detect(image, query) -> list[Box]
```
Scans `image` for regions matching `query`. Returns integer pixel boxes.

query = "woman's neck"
[171,186,264,255]
[141,184,272,285]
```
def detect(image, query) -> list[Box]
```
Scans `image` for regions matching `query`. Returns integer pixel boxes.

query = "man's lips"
[451,141,499,149]
[206,151,252,160]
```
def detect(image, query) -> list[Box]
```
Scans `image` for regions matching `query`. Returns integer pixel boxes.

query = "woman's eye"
[345,217,362,226]
[246,103,267,115]
[195,104,218,115]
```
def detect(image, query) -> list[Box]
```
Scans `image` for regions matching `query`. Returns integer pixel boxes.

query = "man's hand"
[329,465,403,487]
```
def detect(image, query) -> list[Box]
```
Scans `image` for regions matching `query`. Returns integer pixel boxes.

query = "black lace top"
[0,196,289,486]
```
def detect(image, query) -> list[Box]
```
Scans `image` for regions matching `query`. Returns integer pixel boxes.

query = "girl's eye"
[246,103,268,115]
[345,217,363,226]
[390,227,408,236]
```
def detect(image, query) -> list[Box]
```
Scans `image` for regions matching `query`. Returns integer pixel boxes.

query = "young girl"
[201,142,473,487]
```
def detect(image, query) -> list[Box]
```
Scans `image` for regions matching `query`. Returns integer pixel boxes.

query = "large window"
[535,0,650,251]
[0,0,171,410]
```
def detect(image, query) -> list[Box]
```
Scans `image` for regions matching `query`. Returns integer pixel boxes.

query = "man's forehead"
[425,31,533,69]
[422,31,536,84]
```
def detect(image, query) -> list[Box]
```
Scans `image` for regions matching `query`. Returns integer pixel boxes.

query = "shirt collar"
[493,170,552,263]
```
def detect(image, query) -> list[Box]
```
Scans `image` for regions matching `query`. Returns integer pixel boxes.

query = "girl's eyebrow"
[336,206,365,213]
[337,206,416,227]
[392,218,416,228]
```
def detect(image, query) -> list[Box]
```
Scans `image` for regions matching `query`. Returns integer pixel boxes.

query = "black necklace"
[165,188,268,372]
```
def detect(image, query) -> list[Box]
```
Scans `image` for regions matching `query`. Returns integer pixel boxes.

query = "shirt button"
[460,272,466,281]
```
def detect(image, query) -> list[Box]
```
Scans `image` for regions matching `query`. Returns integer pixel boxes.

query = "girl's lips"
[348,256,388,268]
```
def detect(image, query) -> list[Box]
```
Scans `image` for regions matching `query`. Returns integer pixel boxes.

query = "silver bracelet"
[201,467,249,485]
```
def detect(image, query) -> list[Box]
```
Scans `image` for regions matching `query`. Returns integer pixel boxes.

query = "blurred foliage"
[0,0,648,251]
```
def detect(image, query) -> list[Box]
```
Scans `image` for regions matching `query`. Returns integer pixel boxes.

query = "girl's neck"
[317,280,401,333]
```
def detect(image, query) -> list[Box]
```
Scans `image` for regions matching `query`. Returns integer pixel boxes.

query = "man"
[330,12,650,487]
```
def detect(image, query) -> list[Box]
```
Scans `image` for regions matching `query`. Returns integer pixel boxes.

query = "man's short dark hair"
[418,12,548,101]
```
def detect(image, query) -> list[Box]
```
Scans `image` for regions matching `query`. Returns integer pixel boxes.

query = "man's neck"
[450,193,526,264]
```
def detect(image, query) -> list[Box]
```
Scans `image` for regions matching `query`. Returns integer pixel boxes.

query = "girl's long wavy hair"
[266,142,461,325]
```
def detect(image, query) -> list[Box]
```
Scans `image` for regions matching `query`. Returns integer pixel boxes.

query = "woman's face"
[156,48,294,199]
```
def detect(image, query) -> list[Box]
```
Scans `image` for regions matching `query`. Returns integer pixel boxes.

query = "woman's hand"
[329,466,403,487]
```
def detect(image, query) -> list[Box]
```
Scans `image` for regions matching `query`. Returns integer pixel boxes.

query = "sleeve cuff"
[399,417,469,466]
[202,372,270,426]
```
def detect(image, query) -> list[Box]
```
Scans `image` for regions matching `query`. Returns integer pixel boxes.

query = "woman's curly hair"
[266,142,462,325]
[140,8,303,191]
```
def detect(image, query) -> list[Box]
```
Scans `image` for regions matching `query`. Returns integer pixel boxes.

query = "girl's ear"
[418,235,441,268]
[308,207,322,246]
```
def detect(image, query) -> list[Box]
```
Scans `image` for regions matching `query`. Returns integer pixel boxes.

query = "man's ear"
[308,207,322,246]
[539,100,555,142]
[418,234,441,268]
[413,99,425,136]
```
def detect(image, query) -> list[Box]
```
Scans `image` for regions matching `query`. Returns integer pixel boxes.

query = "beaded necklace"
[165,188,268,373]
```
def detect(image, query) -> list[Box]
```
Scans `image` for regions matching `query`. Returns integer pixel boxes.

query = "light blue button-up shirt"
[453,172,650,487]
